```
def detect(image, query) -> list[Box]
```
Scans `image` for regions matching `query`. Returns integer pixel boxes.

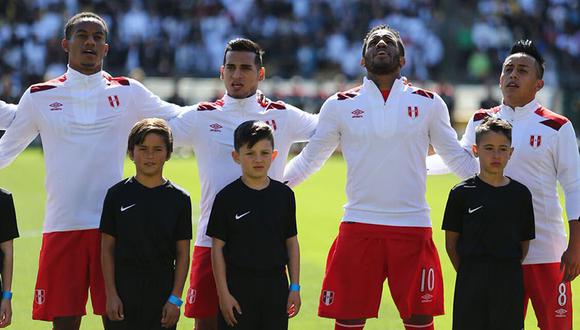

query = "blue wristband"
[2,291,12,300]
[289,283,300,292]
[167,294,183,307]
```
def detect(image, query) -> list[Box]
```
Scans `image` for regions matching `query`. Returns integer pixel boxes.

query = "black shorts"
[453,257,524,330]
[218,268,288,330]
[105,267,175,330]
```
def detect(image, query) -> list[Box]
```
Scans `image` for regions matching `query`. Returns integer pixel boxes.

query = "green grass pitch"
[0,148,578,329]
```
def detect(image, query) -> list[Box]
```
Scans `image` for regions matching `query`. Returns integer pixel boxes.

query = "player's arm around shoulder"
[211,238,242,327]
[167,104,200,147]
[0,100,16,130]
[127,78,187,121]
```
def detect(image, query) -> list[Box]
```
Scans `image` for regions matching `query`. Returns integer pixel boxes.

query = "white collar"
[499,99,541,123]
[65,65,105,86]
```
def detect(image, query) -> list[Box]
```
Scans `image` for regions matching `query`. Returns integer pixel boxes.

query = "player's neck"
[477,172,510,187]
[134,174,166,188]
[367,72,399,91]
[241,175,270,191]
[502,96,535,110]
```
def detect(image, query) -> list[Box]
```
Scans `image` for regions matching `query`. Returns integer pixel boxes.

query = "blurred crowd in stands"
[0,0,579,110]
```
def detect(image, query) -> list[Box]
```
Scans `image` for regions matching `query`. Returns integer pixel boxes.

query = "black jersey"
[0,188,19,274]
[206,178,297,272]
[442,175,535,259]
[100,177,192,270]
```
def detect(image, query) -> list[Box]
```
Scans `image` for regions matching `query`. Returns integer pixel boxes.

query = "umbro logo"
[555,308,567,318]
[421,293,433,302]
[351,109,364,118]
[49,102,63,111]
[235,211,251,220]
[468,206,484,214]
[210,123,223,132]
[121,204,136,212]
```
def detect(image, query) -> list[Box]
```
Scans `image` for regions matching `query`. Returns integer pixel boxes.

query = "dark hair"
[475,117,512,145]
[362,25,405,57]
[64,12,108,40]
[234,120,274,152]
[223,38,264,67]
[128,118,173,159]
[508,39,545,78]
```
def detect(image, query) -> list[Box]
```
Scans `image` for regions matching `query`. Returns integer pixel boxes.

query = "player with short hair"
[100,118,192,330]
[283,25,478,330]
[443,117,535,330]
[0,188,19,328]
[0,12,185,330]
[169,38,317,330]
[459,40,580,330]
[208,120,300,330]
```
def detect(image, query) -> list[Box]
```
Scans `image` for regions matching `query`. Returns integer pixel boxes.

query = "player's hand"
[0,299,12,328]
[161,301,180,328]
[287,291,301,318]
[219,292,242,327]
[106,294,124,321]
[560,245,580,282]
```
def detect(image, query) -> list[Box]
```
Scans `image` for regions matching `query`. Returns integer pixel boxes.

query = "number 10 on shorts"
[420,267,435,293]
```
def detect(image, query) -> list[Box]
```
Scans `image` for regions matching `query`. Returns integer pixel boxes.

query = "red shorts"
[33,229,106,321]
[523,263,573,330]
[184,246,219,319]
[318,222,444,320]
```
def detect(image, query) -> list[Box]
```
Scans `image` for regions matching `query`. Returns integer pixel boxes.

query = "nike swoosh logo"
[468,206,484,214]
[121,204,136,212]
[235,211,251,220]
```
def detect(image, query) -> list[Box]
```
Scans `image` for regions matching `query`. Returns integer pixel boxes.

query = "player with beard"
[284,25,478,330]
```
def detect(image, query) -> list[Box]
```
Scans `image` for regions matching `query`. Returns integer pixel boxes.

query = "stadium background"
[0,0,579,329]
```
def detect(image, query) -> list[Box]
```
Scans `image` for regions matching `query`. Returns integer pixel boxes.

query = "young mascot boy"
[100,118,192,330]
[207,120,300,330]
[442,117,535,330]
[0,188,18,328]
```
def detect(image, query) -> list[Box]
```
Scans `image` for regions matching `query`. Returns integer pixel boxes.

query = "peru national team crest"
[187,288,197,304]
[408,106,419,119]
[35,289,46,305]
[108,95,120,108]
[530,135,542,148]
[321,290,334,306]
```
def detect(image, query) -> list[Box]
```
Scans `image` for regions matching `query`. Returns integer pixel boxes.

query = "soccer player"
[100,118,192,330]
[283,25,478,330]
[0,12,184,330]
[0,188,19,328]
[207,120,300,330]
[0,100,16,129]
[443,117,535,330]
[169,38,317,330]
[459,40,580,330]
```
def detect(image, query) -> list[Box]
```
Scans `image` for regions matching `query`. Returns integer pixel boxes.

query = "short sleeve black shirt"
[99,178,192,270]
[442,176,535,260]
[206,178,297,272]
[0,188,19,274]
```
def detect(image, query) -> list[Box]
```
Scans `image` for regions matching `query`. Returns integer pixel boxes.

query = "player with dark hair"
[459,39,580,330]
[100,118,191,330]
[284,25,478,330]
[169,38,317,330]
[0,12,185,330]
[444,117,535,330]
[208,120,300,330]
